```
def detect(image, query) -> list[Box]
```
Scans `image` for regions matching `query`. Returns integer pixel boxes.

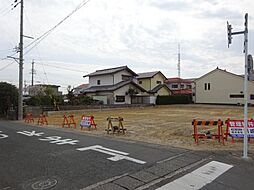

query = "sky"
[0,0,253,93]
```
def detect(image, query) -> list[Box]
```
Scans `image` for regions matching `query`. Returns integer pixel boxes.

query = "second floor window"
[204,83,211,90]
[156,81,162,84]
[171,84,178,89]
[97,80,101,85]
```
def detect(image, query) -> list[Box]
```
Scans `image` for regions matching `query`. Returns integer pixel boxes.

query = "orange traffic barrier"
[80,115,97,130]
[62,114,76,128]
[192,119,224,145]
[25,112,34,123]
[37,114,48,125]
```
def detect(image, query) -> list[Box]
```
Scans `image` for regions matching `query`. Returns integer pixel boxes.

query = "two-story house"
[82,66,146,104]
[27,84,62,96]
[136,71,171,96]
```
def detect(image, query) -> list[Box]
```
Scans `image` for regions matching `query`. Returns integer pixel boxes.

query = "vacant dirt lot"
[38,105,254,150]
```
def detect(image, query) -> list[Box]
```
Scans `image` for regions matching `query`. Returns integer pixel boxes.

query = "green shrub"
[156,94,192,105]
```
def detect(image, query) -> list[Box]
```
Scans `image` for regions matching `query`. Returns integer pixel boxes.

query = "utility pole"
[18,0,24,120]
[178,43,181,79]
[178,43,181,91]
[227,13,249,159]
[31,60,35,86]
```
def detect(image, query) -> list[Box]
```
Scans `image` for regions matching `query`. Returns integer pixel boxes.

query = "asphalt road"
[0,121,186,190]
[1,121,254,190]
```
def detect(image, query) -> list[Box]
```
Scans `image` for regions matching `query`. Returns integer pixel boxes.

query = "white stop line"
[156,161,233,190]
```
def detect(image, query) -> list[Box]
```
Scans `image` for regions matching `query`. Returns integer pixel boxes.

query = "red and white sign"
[80,116,92,128]
[227,120,254,138]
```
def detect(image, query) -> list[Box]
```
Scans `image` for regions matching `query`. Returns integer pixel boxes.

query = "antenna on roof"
[178,43,181,78]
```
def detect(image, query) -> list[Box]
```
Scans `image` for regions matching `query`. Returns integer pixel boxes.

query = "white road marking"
[0,131,8,139]
[17,130,44,137]
[156,161,233,190]
[39,136,79,145]
[77,145,146,164]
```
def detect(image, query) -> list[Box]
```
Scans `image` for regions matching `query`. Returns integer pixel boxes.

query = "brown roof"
[165,77,193,84]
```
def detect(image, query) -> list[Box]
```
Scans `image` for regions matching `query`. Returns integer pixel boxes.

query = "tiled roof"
[74,84,89,90]
[165,77,193,84]
[148,84,171,94]
[137,71,160,79]
[83,66,137,77]
[82,80,146,93]
[171,89,192,95]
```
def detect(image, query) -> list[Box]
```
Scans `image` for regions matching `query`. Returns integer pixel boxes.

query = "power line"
[24,0,91,55]
[0,61,14,71]
[35,62,89,73]
[24,9,49,84]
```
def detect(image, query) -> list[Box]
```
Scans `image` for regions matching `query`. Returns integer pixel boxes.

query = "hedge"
[156,94,192,105]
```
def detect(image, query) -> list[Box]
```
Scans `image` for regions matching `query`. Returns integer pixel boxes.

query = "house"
[165,77,194,95]
[73,84,89,95]
[83,66,147,104]
[194,67,254,105]
[136,71,171,96]
[27,84,62,96]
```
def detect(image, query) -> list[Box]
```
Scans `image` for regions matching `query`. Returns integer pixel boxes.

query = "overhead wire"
[0,61,15,71]
[24,9,49,83]
[35,62,89,73]
[24,0,91,55]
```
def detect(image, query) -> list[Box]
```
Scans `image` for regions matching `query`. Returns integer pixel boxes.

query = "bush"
[156,94,192,105]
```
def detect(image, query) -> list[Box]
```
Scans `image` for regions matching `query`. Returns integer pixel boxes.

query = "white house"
[82,66,147,104]
[195,67,254,105]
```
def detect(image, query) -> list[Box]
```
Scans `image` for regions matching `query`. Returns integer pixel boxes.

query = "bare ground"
[32,105,254,151]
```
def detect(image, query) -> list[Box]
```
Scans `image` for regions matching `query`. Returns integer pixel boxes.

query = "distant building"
[27,84,62,96]
[194,67,254,105]
[165,77,194,95]
[73,84,89,95]
[136,71,172,96]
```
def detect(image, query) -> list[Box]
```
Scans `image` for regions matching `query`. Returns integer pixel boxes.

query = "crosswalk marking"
[156,161,233,190]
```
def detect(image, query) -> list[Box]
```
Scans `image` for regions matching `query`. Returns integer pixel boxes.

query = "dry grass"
[35,105,254,151]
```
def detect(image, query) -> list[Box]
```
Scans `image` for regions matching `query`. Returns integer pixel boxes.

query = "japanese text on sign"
[228,120,254,138]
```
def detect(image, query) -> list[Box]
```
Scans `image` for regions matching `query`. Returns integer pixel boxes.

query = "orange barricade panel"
[38,114,48,125]
[25,113,34,123]
[192,119,224,145]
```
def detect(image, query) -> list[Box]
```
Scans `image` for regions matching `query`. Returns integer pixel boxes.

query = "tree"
[66,85,75,105]
[0,82,18,116]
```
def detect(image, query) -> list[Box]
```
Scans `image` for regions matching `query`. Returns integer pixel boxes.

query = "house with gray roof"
[137,71,172,96]
[82,66,147,104]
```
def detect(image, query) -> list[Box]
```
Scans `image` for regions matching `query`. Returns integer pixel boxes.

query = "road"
[0,121,254,190]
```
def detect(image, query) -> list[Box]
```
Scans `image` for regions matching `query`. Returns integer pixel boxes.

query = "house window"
[97,80,100,85]
[180,84,184,88]
[116,95,125,102]
[204,83,211,91]
[250,94,254,100]
[122,75,131,81]
[187,85,192,89]
[139,81,142,84]
[229,94,244,98]
[172,84,178,89]
[156,81,162,84]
